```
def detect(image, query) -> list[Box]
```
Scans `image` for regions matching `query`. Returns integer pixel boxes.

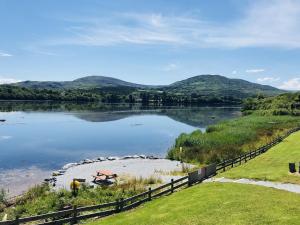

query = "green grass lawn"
[218,131,300,184]
[88,182,300,225]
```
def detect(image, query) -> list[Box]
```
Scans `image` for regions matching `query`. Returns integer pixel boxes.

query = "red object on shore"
[96,170,115,176]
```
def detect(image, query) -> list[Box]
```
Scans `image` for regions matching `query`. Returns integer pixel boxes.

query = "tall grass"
[1,175,164,220]
[0,189,7,213]
[168,115,300,164]
[2,181,146,219]
[0,189,6,204]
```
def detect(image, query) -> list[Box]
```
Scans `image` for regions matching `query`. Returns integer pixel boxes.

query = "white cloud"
[246,69,265,73]
[0,52,12,57]
[279,78,300,90]
[0,77,22,84]
[232,70,237,75]
[257,77,280,83]
[163,63,178,71]
[0,136,12,140]
[46,0,300,49]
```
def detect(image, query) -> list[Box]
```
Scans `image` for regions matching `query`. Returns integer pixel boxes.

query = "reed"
[168,115,300,164]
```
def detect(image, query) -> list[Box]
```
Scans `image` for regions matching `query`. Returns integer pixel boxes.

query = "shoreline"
[53,156,191,191]
[1,155,192,198]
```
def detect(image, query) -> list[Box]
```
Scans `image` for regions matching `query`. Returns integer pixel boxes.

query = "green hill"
[12,75,284,98]
[1,75,286,104]
[14,76,151,89]
[165,75,284,98]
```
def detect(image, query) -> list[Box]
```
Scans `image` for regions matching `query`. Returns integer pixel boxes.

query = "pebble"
[62,163,78,170]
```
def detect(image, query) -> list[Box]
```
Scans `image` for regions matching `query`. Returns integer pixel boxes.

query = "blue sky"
[1,0,300,89]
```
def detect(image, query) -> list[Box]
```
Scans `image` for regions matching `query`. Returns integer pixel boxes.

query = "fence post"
[171,179,174,194]
[188,175,192,187]
[115,199,120,213]
[231,159,234,168]
[148,187,152,201]
[71,205,77,225]
[223,161,226,172]
[119,198,124,212]
[239,155,242,165]
[15,216,19,225]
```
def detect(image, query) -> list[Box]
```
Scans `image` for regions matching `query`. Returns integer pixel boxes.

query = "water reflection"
[0,101,241,171]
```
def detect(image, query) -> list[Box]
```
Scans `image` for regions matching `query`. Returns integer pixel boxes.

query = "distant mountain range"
[13,76,154,89]
[12,74,285,99]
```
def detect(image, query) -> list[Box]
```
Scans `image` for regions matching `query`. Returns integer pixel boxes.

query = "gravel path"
[205,177,300,194]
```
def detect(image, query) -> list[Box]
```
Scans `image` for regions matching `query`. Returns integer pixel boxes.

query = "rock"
[107,156,119,161]
[122,155,133,160]
[132,155,140,159]
[44,177,57,182]
[147,155,159,160]
[62,163,77,170]
[83,159,93,164]
[52,171,63,176]
[139,155,146,159]
[97,157,106,161]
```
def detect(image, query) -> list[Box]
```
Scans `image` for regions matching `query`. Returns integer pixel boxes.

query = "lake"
[0,102,240,194]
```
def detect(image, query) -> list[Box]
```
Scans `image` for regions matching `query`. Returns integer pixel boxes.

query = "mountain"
[13,75,283,93]
[164,75,284,98]
[14,76,151,89]
[7,75,285,103]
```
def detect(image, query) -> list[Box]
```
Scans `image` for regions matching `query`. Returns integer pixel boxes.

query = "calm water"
[0,102,241,172]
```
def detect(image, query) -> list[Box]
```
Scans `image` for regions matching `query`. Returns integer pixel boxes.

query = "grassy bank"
[88,182,300,225]
[168,92,300,165]
[168,115,300,164]
[0,176,162,220]
[218,131,300,184]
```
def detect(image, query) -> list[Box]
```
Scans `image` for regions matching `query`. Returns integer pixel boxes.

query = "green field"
[89,182,300,225]
[219,131,300,184]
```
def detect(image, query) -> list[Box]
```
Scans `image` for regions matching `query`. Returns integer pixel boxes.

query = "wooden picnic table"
[92,170,117,183]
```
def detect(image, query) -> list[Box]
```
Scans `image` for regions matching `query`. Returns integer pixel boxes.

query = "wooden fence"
[1,127,299,225]
[0,176,189,225]
[216,127,300,172]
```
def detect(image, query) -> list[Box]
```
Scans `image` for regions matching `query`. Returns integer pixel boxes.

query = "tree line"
[0,85,242,105]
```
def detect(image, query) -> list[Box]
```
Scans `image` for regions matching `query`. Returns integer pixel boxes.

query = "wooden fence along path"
[1,127,299,225]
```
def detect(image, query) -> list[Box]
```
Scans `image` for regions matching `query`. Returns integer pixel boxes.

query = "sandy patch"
[55,159,189,190]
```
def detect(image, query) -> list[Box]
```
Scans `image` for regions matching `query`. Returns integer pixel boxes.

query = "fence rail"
[216,127,300,172]
[2,127,299,225]
[0,176,190,225]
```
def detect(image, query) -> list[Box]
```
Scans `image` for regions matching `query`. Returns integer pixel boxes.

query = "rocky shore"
[51,156,190,190]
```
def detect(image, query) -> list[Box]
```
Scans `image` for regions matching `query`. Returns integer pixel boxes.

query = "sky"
[1,0,300,90]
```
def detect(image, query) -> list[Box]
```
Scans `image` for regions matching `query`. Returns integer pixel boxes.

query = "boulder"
[62,163,77,170]
[97,157,106,161]
[139,155,146,159]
